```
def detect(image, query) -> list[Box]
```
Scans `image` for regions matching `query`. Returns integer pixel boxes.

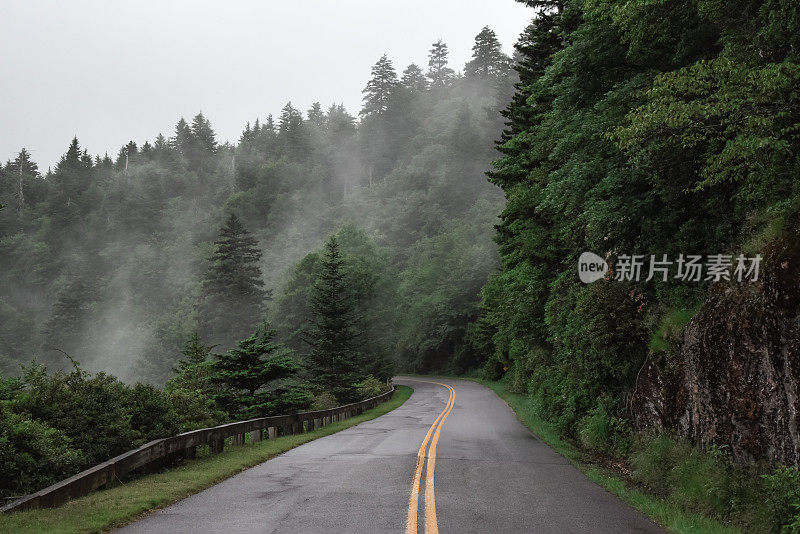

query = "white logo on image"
[578,252,609,284]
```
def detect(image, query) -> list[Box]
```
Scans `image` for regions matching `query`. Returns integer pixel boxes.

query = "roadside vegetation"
[483,378,800,534]
[0,385,411,534]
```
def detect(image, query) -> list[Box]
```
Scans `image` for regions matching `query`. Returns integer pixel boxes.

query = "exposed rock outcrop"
[631,233,800,465]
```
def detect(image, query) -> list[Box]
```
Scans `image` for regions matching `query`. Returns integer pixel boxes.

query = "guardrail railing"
[1,386,396,513]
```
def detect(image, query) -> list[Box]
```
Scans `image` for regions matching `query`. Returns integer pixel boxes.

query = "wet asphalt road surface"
[117,377,664,533]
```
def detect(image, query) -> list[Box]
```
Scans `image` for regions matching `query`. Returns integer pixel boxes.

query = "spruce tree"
[211,323,300,418]
[172,117,193,158]
[199,214,268,347]
[465,26,510,80]
[307,102,326,129]
[305,235,364,403]
[167,332,218,395]
[190,112,217,154]
[427,40,455,88]
[278,103,306,160]
[7,148,39,217]
[360,55,399,117]
[401,63,429,93]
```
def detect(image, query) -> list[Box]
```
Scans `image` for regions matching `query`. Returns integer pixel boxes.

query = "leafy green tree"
[211,322,303,418]
[199,214,268,347]
[304,235,364,402]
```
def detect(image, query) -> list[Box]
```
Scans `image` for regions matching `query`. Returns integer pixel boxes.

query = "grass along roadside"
[0,385,413,534]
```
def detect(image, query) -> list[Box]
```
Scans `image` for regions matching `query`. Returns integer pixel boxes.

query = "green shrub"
[577,400,631,456]
[357,375,387,399]
[310,391,338,410]
[763,466,800,533]
[0,405,87,499]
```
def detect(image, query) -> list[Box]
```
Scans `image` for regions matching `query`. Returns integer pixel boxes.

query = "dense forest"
[0,28,513,499]
[2,0,800,530]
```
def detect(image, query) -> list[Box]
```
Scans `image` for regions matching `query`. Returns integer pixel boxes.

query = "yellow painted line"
[403,380,455,534]
[425,383,455,534]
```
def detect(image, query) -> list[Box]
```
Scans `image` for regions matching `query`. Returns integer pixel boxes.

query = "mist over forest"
[0,29,512,384]
[3,2,800,530]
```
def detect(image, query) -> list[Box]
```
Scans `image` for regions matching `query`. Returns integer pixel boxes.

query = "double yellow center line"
[406,381,455,534]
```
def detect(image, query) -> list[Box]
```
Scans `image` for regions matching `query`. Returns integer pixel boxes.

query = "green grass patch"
[0,385,413,534]
[649,308,699,353]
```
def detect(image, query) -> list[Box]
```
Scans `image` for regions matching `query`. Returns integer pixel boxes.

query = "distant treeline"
[0,27,514,383]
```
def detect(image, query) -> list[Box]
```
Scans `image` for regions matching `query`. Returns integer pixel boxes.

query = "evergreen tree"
[465,26,511,80]
[47,137,93,229]
[167,332,218,396]
[305,235,364,403]
[41,274,94,369]
[191,112,217,154]
[307,102,326,129]
[277,103,306,160]
[211,323,301,418]
[176,332,216,370]
[401,63,429,92]
[199,214,268,347]
[6,148,39,217]
[360,55,399,117]
[172,117,193,157]
[427,40,455,88]
[326,104,357,142]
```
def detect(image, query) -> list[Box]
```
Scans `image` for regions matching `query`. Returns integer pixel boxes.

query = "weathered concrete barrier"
[1,387,396,513]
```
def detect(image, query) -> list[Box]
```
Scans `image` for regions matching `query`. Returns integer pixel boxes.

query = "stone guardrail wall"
[1,387,396,513]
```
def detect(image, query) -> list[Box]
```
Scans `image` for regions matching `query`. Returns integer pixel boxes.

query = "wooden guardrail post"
[249,429,262,443]
[268,426,277,439]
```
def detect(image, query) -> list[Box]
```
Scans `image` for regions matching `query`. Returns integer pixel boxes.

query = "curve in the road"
[404,379,455,534]
[117,377,665,534]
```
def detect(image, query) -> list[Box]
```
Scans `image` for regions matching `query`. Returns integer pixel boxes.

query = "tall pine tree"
[199,214,268,347]
[465,26,511,80]
[305,235,364,403]
[360,55,399,117]
[427,40,455,88]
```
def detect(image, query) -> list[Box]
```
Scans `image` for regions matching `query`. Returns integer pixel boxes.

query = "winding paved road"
[118,377,664,533]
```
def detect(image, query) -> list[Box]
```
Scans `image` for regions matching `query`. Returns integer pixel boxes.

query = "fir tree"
[191,112,217,154]
[427,40,455,88]
[278,103,306,160]
[167,332,218,396]
[465,26,510,80]
[6,148,38,217]
[305,235,364,403]
[199,214,268,347]
[176,332,216,370]
[307,102,326,129]
[360,55,399,117]
[401,63,429,92]
[211,323,301,418]
[172,117,193,157]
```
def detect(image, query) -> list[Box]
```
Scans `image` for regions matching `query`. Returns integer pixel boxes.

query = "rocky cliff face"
[631,233,800,465]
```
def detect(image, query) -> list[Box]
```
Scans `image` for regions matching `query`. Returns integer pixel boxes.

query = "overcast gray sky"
[0,0,533,170]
